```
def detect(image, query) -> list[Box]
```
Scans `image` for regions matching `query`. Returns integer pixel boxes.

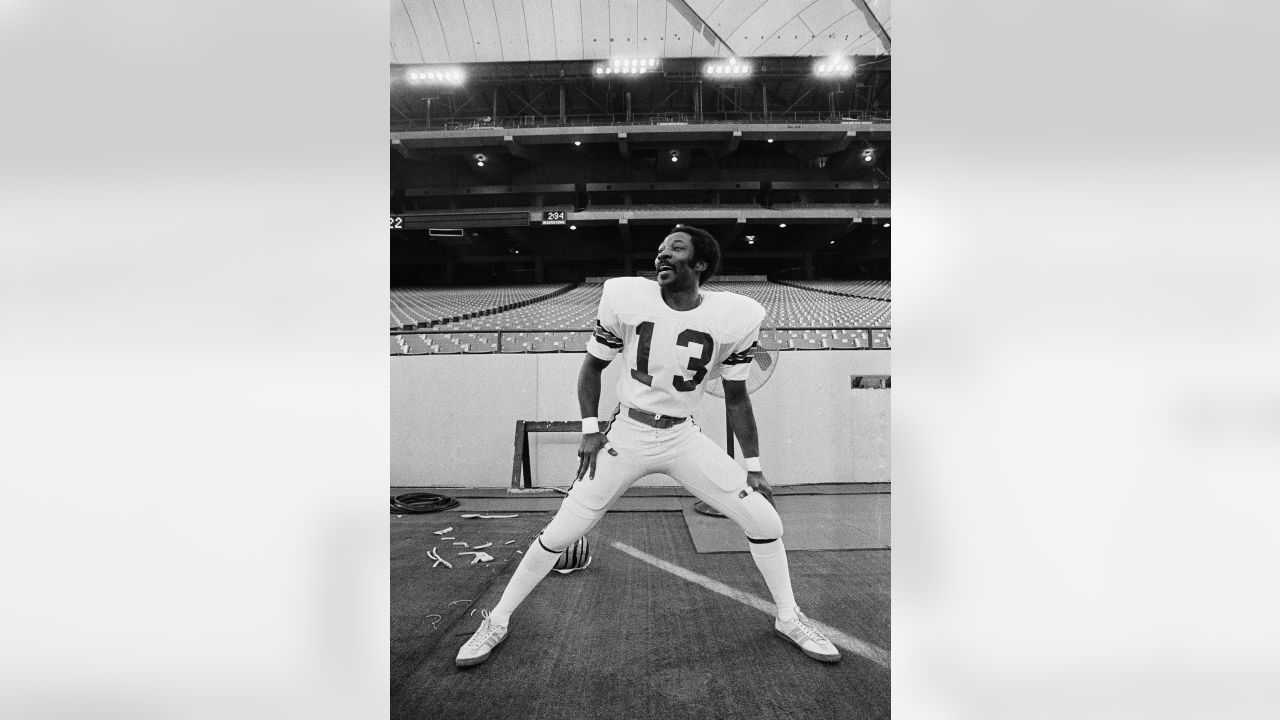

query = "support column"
[620,219,632,276]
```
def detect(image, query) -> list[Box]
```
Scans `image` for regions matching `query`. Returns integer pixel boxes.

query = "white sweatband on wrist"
[582,417,600,435]
[745,457,762,473]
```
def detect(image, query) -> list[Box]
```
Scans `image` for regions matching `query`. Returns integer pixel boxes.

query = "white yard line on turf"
[609,540,889,668]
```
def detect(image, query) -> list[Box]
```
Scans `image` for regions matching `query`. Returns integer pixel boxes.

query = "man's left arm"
[723,379,774,507]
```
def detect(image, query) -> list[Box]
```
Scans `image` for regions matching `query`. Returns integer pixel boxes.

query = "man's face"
[655,232,705,287]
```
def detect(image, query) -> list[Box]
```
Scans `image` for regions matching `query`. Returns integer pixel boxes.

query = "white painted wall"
[391,351,890,488]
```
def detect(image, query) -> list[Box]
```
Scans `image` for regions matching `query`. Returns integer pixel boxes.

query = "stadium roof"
[390,0,891,65]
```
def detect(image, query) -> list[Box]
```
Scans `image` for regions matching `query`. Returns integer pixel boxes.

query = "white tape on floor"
[608,540,889,668]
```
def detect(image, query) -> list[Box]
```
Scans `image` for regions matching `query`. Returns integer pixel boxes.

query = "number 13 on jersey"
[629,321,714,392]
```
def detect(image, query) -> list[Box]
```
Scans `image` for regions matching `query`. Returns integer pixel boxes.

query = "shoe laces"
[790,612,830,645]
[463,610,502,649]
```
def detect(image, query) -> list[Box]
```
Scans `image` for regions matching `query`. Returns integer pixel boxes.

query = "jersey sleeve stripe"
[592,320,624,348]
[592,331,623,348]
[593,320,623,341]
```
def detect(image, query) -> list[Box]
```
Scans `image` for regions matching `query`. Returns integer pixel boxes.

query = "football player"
[457,225,840,667]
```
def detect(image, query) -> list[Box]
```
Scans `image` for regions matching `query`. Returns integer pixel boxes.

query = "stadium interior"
[391,3,890,718]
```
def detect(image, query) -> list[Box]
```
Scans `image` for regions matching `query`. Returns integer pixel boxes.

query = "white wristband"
[582,417,600,434]
[745,457,762,473]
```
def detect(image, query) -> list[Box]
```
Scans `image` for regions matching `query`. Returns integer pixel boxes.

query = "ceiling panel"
[609,0,640,57]
[747,15,813,56]
[580,0,612,58]
[832,10,886,55]
[663,8,696,58]
[636,0,668,57]
[433,1,479,62]
[797,4,886,56]
[525,0,560,60]
[666,0,729,56]
[688,21,720,57]
[551,0,585,59]
[704,0,770,43]
[466,0,504,61]
[854,0,891,52]
[390,1,424,64]
[683,0,726,17]
[799,0,853,33]
[733,0,833,55]
[417,2,451,62]
[392,0,889,65]
[494,0,532,61]
[866,0,891,23]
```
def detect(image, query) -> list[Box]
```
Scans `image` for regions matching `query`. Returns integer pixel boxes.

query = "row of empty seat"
[702,281,891,328]
[426,285,603,332]
[777,279,891,300]
[406,281,891,332]
[391,328,890,354]
[390,284,572,330]
[391,280,891,354]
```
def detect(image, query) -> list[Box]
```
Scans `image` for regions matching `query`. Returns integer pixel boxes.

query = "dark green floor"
[391,508,890,720]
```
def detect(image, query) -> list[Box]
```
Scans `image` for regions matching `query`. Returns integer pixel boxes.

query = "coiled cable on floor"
[391,492,459,514]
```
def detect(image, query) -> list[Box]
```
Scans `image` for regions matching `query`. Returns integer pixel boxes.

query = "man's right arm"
[576,353,612,480]
[578,353,610,419]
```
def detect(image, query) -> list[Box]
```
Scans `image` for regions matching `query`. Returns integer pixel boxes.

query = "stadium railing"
[392,111,890,133]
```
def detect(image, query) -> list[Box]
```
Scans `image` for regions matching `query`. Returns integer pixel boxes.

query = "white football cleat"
[774,609,841,663]
[455,615,508,668]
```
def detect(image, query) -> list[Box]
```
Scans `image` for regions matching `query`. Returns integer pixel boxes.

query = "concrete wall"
[391,351,890,488]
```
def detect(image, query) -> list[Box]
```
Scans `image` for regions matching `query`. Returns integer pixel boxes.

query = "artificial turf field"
[391,489,890,720]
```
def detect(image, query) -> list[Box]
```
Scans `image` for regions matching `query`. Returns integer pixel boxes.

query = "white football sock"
[749,538,798,621]
[488,538,562,626]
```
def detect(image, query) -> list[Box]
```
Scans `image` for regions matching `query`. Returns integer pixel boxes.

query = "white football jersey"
[587,277,766,418]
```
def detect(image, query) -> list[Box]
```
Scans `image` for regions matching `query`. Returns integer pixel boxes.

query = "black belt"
[627,407,688,429]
